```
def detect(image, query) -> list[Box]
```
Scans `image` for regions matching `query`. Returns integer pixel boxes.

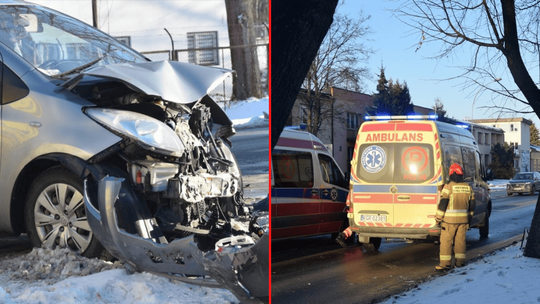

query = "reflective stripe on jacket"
[436,181,475,224]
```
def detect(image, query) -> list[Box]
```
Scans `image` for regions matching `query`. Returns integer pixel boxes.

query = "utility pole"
[92,0,98,28]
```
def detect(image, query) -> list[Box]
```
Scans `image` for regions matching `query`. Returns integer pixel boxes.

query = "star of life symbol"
[361,145,386,173]
[331,188,338,201]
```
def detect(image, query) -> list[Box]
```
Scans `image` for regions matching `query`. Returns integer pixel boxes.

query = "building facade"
[472,118,532,172]
[287,87,373,174]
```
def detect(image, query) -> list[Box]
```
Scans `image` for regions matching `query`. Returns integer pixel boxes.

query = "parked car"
[0,2,267,302]
[507,172,540,195]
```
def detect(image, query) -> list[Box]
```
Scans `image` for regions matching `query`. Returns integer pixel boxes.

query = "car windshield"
[514,173,533,180]
[0,5,146,76]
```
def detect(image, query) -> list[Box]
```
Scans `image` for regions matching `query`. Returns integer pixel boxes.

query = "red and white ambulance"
[271,129,349,240]
[348,116,491,252]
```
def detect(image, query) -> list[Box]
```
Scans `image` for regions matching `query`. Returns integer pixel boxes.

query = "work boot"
[455,261,466,268]
[435,264,451,272]
[335,232,348,248]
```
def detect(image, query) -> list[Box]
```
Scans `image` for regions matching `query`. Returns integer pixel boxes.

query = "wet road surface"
[271,187,537,303]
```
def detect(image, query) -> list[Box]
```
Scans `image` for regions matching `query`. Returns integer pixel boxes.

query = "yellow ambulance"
[348,116,491,252]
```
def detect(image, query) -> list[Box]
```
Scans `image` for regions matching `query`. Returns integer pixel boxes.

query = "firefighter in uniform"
[435,163,475,271]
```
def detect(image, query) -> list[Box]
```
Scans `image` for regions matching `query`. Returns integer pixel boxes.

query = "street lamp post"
[471,77,502,136]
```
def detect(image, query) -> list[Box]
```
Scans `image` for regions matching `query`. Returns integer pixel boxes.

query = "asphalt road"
[271,186,537,303]
[230,127,269,199]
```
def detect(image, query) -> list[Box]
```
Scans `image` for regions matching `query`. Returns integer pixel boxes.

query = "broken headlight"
[85,108,185,156]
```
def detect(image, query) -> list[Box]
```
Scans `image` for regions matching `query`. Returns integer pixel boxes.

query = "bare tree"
[397,0,540,258]
[225,0,262,100]
[271,0,340,149]
[397,1,540,116]
[300,11,373,136]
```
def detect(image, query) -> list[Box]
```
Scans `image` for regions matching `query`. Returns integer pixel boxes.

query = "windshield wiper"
[51,56,105,79]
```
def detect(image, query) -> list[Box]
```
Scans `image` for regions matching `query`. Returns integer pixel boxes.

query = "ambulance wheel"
[479,216,489,238]
[362,237,381,253]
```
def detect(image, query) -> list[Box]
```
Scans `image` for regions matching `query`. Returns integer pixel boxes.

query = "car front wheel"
[24,166,108,258]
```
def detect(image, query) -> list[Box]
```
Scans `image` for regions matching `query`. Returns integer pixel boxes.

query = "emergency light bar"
[364,114,438,121]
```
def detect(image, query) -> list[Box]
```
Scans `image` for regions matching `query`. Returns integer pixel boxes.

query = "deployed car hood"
[63,60,233,104]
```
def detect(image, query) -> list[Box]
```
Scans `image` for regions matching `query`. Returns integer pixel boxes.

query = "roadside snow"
[225,97,269,129]
[0,97,269,304]
[385,179,540,304]
[383,243,540,304]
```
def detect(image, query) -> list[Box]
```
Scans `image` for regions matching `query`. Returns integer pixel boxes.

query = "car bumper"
[84,175,269,303]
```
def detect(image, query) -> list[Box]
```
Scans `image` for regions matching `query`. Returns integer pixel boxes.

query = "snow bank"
[224,97,269,129]
[0,247,238,303]
[384,243,540,304]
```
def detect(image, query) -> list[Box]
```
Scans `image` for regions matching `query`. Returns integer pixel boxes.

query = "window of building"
[187,31,219,66]
[477,132,483,144]
[347,112,360,130]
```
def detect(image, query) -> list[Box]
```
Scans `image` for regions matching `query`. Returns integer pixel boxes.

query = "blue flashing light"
[456,124,470,129]
[428,114,438,120]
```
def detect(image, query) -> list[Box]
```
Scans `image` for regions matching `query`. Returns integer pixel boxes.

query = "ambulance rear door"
[351,121,441,229]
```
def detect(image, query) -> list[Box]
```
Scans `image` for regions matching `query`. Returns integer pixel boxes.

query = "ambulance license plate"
[361,215,387,222]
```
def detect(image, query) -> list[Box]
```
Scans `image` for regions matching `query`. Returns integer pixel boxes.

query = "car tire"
[24,166,109,259]
[507,192,512,196]
[479,215,489,238]
[362,237,381,253]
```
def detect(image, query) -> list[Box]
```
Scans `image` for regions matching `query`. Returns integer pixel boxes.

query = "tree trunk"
[271,0,339,150]
[525,196,540,258]
[500,0,540,258]
[225,0,262,100]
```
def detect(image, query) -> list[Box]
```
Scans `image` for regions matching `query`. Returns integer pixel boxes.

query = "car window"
[461,147,476,182]
[2,62,29,104]
[318,154,346,188]
[0,6,145,76]
[272,149,314,188]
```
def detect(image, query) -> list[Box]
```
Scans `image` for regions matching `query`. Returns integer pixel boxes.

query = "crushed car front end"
[73,61,269,303]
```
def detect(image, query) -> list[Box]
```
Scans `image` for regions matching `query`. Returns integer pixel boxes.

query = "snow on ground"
[0,97,269,304]
[0,247,238,304]
[224,97,269,129]
[384,179,540,304]
[383,244,540,304]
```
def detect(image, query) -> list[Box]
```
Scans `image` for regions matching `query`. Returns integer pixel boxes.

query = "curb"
[467,233,524,263]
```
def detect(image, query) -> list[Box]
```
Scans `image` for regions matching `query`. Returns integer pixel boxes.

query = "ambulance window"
[444,145,463,182]
[272,150,314,188]
[355,143,395,183]
[394,144,434,184]
[318,154,346,188]
[461,147,476,182]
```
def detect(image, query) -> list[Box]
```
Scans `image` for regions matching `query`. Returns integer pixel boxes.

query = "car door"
[317,153,348,234]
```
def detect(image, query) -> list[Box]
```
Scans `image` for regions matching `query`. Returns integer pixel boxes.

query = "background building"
[472,118,532,172]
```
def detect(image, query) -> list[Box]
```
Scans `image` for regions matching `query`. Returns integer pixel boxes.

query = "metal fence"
[141,43,268,104]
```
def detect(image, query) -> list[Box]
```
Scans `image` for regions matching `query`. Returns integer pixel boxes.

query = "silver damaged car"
[0,1,268,303]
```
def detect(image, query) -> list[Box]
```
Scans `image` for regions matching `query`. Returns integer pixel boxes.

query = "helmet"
[449,163,464,176]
